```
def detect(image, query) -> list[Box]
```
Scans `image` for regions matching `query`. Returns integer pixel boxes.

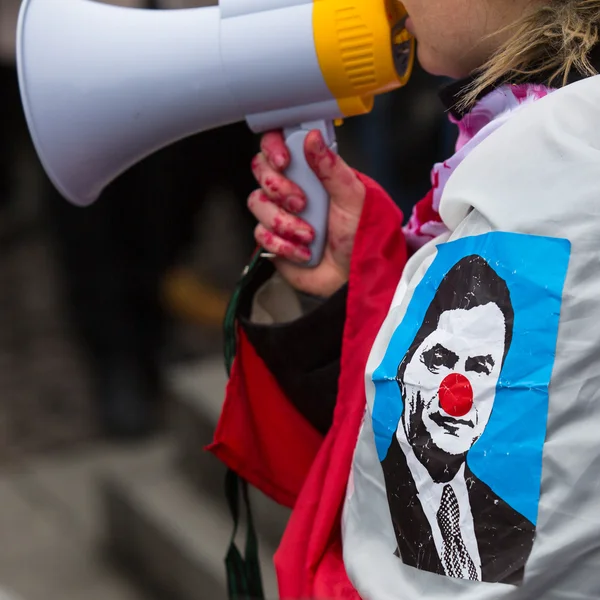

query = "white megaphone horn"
[16,0,414,266]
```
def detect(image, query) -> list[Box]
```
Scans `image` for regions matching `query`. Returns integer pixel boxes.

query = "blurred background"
[0,0,456,598]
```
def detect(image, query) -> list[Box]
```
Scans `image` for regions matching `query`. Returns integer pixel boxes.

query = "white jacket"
[343,74,600,599]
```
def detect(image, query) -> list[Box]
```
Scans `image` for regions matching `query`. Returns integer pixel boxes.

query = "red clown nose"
[439,373,473,417]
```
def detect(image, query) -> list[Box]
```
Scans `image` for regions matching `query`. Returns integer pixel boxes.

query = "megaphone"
[16,0,414,266]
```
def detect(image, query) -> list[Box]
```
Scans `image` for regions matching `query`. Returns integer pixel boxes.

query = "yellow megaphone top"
[313,0,415,118]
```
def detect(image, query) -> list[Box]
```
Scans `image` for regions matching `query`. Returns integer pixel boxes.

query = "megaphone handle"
[283,120,337,268]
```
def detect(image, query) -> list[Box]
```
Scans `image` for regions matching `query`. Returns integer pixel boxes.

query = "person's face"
[400,304,506,456]
[399,0,543,78]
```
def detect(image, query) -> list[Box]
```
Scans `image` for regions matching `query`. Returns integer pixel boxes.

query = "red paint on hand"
[439,373,473,417]
[264,177,279,195]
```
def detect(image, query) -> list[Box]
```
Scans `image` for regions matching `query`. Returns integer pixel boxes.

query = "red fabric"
[211,174,410,597]
[413,188,442,228]
[275,175,408,599]
[208,330,322,508]
[402,187,446,252]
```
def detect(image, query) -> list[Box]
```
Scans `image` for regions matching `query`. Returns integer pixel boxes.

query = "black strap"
[225,470,265,600]
[223,251,266,600]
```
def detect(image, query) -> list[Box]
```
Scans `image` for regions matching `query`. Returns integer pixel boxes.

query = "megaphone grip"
[283,121,337,268]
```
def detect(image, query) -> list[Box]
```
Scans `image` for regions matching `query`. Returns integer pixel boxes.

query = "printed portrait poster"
[371,232,570,586]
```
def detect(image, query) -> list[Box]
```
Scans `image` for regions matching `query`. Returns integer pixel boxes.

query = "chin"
[415,44,469,80]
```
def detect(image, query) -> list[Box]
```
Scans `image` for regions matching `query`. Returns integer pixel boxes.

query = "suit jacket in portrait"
[381,434,536,585]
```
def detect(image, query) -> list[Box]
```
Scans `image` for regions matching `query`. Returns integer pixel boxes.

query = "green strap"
[223,251,266,600]
[223,250,263,378]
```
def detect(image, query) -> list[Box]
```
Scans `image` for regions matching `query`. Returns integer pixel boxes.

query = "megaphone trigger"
[283,120,337,268]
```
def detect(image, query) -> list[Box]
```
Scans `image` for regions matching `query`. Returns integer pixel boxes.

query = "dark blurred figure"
[42,0,257,440]
[45,110,257,442]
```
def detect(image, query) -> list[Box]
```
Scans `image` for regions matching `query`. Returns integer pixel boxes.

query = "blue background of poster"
[372,232,570,524]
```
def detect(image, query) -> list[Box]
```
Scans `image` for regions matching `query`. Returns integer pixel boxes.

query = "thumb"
[304,130,365,206]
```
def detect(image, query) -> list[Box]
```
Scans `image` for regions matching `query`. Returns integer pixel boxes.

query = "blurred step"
[167,357,291,554]
[100,444,279,600]
[167,355,228,501]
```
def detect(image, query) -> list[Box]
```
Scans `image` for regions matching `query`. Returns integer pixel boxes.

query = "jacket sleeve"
[237,260,347,436]
[209,174,419,507]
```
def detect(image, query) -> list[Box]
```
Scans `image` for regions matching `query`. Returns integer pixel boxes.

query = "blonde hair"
[460,0,600,109]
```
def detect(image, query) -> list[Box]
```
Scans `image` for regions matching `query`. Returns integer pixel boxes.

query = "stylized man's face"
[400,303,505,456]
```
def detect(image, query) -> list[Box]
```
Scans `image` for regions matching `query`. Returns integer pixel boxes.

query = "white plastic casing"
[219,0,343,131]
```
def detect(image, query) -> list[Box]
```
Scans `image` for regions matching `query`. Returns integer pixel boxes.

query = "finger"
[304,129,364,205]
[250,153,306,213]
[260,131,290,170]
[255,224,311,264]
[248,190,314,245]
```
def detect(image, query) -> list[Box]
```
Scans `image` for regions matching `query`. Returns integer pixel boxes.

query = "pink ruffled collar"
[403,83,553,250]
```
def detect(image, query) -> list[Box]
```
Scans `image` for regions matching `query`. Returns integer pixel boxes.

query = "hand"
[249,129,366,298]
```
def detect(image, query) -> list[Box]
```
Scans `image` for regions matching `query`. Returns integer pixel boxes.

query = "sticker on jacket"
[371,232,570,586]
